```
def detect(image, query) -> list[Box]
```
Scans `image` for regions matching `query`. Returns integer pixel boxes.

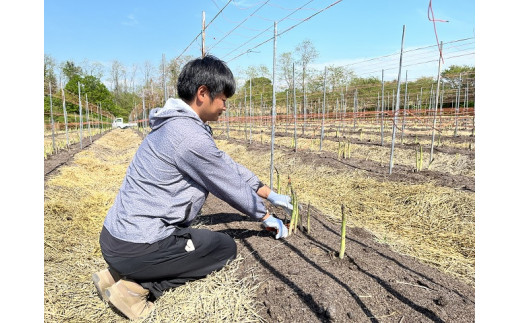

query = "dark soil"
[212,126,476,157]
[201,133,474,322]
[199,194,475,322]
[216,136,475,192]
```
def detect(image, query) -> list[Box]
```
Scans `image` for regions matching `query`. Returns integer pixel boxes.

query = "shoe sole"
[105,284,155,320]
[92,272,110,302]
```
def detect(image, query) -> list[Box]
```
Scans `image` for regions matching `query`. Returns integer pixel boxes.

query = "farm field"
[213,123,475,178]
[44,115,475,322]
[42,1,479,321]
[44,126,110,160]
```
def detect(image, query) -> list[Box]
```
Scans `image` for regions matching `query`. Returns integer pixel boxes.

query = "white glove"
[266,191,293,216]
[261,214,288,239]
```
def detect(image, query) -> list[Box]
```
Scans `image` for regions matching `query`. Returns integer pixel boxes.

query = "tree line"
[44,39,475,120]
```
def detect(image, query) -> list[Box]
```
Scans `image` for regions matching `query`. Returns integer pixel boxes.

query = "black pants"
[102,227,237,300]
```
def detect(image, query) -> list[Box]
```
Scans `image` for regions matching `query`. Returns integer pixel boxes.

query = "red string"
[428,0,449,63]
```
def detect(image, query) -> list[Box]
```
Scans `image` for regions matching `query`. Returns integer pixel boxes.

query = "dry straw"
[44,130,263,322]
[222,126,474,177]
[215,139,475,285]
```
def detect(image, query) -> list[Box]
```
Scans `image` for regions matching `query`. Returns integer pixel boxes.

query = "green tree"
[61,60,83,83]
[404,76,435,108]
[64,74,122,117]
[347,76,382,111]
[243,76,272,105]
[245,76,271,89]
[304,68,324,98]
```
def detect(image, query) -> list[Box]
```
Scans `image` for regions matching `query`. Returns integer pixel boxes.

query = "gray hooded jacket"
[103,98,266,244]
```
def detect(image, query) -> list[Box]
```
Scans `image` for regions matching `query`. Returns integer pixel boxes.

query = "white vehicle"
[112,118,130,129]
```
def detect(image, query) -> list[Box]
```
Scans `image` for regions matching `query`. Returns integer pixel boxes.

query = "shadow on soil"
[197,205,472,322]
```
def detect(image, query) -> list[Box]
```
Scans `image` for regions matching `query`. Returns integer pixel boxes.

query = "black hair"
[177,55,236,102]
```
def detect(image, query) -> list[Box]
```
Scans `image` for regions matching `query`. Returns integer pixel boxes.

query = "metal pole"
[380,69,385,146]
[439,82,444,128]
[61,80,69,147]
[389,25,406,174]
[285,90,288,134]
[270,21,277,190]
[78,82,83,149]
[320,67,327,151]
[377,92,380,123]
[249,78,252,145]
[353,89,358,130]
[454,82,460,136]
[429,84,434,118]
[429,41,443,164]
[341,90,345,134]
[335,98,339,134]
[293,63,297,151]
[49,82,56,153]
[202,11,206,57]
[86,93,92,143]
[400,70,408,143]
[344,86,348,136]
[387,91,390,119]
[97,103,101,135]
[464,79,469,126]
[303,66,306,135]
[244,87,247,141]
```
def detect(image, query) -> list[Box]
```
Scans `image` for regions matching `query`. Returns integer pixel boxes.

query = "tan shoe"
[92,268,120,302]
[105,279,155,320]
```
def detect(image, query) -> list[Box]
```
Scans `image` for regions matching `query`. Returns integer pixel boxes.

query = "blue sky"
[44,0,475,85]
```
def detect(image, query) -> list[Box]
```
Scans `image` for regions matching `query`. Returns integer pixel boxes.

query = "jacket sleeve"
[173,130,267,220]
[220,151,264,192]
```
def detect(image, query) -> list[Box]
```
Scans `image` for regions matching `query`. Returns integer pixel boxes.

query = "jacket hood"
[149,98,202,130]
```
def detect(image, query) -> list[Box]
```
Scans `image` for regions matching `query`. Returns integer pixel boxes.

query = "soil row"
[44,132,106,180]
[215,135,475,192]
[200,193,475,322]
[212,126,475,157]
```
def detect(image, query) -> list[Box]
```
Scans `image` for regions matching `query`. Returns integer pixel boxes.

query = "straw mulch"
[215,139,475,285]
[220,127,474,177]
[44,129,263,322]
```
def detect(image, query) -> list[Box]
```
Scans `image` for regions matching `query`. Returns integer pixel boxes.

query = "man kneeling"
[92,55,292,320]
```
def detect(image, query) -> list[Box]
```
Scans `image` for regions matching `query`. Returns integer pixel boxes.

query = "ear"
[196,85,209,103]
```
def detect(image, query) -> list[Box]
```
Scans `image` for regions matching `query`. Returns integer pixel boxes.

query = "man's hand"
[262,214,288,239]
[266,191,293,216]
